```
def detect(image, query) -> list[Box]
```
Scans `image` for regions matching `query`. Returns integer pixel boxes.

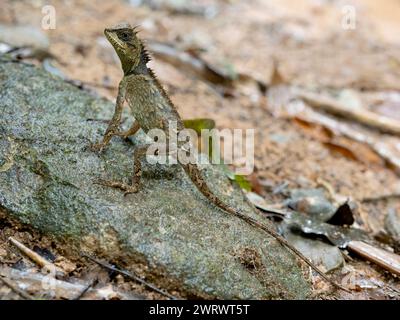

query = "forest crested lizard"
[91,23,348,292]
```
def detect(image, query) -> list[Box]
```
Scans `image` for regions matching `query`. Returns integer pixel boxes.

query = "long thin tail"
[182,163,349,293]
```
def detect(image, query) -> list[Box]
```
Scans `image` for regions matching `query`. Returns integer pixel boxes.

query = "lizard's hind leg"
[115,121,141,139]
[94,144,149,196]
[130,145,149,194]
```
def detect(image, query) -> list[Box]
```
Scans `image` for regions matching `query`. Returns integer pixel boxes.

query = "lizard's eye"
[118,31,131,41]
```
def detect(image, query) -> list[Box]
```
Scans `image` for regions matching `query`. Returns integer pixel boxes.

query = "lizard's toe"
[89,143,106,154]
[123,187,138,196]
[93,178,109,186]
[94,178,138,195]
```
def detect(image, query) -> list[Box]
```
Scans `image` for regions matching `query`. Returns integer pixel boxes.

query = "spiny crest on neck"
[140,45,151,64]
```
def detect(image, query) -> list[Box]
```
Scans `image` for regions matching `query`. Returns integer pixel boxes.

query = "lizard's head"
[104,23,145,74]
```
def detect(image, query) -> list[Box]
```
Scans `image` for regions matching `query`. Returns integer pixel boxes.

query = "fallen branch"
[347,241,400,276]
[297,90,400,135]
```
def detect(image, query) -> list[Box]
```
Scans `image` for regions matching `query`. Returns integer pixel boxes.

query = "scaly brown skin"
[91,23,349,293]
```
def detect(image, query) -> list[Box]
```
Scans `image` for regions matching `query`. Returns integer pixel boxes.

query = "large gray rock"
[0,57,311,299]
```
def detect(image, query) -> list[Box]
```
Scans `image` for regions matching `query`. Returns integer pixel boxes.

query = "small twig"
[82,253,177,300]
[0,275,34,300]
[8,237,65,277]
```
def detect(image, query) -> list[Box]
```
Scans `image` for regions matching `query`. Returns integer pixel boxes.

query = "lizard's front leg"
[91,79,127,153]
[95,144,149,196]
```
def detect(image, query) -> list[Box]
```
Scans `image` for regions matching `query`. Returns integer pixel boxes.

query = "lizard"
[91,22,349,293]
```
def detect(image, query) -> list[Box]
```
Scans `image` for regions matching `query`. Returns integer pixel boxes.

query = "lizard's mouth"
[104,30,123,50]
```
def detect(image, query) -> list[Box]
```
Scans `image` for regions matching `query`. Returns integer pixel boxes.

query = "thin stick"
[8,237,65,277]
[73,278,98,300]
[82,254,177,300]
[0,275,34,300]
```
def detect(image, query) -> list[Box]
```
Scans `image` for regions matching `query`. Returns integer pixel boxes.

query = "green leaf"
[183,118,216,159]
[183,118,216,135]
[220,164,251,191]
[233,174,252,191]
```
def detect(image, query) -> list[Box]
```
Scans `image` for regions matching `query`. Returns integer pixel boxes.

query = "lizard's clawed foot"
[123,188,139,196]
[89,142,107,154]
[94,178,138,195]
[114,131,131,140]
